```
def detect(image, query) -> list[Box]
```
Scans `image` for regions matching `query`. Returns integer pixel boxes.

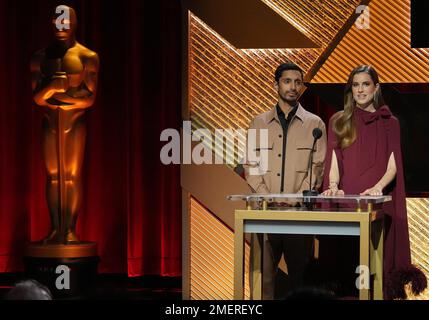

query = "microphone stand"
[303,139,318,210]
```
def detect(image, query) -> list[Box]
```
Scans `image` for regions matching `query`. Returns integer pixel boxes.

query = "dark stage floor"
[0,273,181,300]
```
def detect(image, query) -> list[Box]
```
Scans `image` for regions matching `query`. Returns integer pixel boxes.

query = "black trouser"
[317,235,360,297]
[262,234,314,299]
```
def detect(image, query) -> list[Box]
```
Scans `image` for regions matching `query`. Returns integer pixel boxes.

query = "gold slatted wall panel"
[188,1,359,164]
[407,199,429,299]
[312,0,429,83]
[262,0,361,48]
[190,197,251,300]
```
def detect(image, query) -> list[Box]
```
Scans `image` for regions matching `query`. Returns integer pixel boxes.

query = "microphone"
[312,127,322,140]
[303,128,323,198]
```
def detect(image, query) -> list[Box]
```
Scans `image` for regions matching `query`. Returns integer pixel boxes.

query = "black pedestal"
[24,243,99,299]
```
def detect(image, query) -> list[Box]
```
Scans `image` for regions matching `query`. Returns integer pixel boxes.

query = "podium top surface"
[227,193,392,204]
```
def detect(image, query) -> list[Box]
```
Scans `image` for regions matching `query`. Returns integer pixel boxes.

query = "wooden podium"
[228,194,390,300]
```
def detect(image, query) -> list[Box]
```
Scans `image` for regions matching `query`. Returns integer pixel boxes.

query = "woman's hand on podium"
[321,182,345,196]
[360,185,383,196]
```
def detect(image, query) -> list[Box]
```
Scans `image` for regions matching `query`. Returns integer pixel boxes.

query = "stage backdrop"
[0,0,181,276]
[183,0,429,299]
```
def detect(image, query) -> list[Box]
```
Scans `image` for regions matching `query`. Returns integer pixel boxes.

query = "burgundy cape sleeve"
[383,116,411,274]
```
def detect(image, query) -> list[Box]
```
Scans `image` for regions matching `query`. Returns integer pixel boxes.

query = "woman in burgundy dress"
[320,65,426,299]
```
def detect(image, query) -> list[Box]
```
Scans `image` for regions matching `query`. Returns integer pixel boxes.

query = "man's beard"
[279,91,298,105]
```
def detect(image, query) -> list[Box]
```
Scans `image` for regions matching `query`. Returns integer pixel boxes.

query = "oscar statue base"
[24,242,99,299]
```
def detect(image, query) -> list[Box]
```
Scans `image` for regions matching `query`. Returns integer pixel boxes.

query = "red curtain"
[0,0,181,276]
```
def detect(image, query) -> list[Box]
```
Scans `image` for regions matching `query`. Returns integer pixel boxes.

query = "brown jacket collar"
[265,103,306,125]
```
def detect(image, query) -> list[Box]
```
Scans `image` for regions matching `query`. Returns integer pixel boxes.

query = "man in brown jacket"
[244,62,327,299]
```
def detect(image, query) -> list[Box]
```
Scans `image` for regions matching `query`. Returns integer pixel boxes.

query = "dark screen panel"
[411,0,429,48]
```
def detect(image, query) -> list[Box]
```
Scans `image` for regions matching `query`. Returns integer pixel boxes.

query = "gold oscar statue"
[29,5,99,255]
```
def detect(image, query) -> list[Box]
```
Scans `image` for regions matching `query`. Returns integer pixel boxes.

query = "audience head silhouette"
[4,279,53,300]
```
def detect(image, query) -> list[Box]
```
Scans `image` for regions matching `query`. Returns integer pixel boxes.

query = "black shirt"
[276,104,298,192]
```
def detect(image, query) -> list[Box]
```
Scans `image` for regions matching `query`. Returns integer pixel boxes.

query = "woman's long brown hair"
[333,65,385,149]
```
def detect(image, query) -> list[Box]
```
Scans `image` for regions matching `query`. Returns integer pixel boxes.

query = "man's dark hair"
[274,62,304,83]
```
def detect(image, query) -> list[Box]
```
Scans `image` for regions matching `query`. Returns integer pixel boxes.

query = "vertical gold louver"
[407,199,429,299]
[190,197,251,299]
